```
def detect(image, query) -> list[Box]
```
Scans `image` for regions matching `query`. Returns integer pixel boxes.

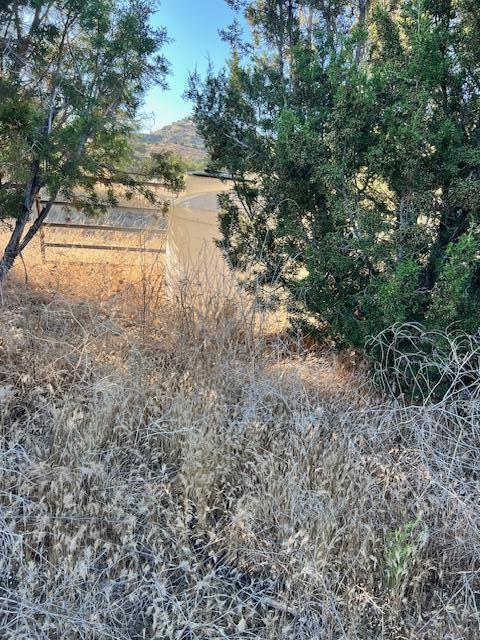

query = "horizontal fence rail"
[44,242,166,254]
[39,221,167,262]
[42,222,167,234]
[44,199,168,214]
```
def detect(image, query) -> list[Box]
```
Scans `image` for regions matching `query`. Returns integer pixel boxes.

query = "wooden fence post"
[35,197,46,263]
[40,227,46,263]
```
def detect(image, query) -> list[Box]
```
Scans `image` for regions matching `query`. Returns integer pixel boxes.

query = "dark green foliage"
[190,0,480,354]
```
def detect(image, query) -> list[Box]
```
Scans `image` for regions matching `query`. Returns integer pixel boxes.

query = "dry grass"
[0,221,166,301]
[0,269,479,639]
[0,223,169,314]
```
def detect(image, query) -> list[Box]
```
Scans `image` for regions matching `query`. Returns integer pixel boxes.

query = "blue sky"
[142,0,241,132]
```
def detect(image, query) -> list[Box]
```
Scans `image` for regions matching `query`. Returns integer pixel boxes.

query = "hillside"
[137,118,208,167]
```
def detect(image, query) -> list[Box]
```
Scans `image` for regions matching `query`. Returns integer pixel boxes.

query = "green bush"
[190,1,480,365]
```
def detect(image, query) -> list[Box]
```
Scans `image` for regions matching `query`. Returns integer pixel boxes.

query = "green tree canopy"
[190,0,480,350]
[0,0,182,280]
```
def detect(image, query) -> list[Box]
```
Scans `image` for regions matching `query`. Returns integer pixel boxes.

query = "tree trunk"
[0,163,41,282]
[0,113,88,282]
[306,6,313,45]
[423,189,469,290]
[19,194,57,253]
[277,2,285,78]
[396,192,410,264]
[355,0,369,65]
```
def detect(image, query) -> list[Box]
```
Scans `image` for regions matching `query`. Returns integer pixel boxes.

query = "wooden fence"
[39,221,167,263]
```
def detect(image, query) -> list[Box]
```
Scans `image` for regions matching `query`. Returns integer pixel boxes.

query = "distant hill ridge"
[139,118,207,166]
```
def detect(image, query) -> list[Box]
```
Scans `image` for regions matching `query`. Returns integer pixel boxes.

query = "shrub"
[190,1,480,356]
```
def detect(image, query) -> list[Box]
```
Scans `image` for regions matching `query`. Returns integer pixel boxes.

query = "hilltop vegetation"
[136,118,208,169]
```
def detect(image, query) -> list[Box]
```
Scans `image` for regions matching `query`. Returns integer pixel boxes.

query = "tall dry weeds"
[0,278,478,639]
